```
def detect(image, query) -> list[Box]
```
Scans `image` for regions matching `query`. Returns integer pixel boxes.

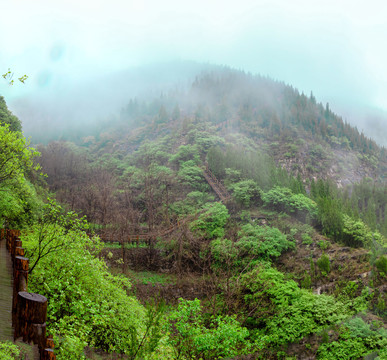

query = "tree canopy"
[0,122,39,185]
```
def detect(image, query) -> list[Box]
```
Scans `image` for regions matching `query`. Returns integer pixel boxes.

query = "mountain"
[3,65,386,359]
[49,66,385,184]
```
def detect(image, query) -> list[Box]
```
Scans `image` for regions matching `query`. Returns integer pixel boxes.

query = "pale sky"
[1,0,387,141]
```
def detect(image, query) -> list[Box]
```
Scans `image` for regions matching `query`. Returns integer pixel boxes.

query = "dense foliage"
[0,96,21,132]
[1,67,386,359]
[0,103,41,228]
[22,222,153,359]
[0,342,20,360]
[168,298,250,359]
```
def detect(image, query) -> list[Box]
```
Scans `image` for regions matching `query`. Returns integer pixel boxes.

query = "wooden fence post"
[41,336,56,359]
[13,255,29,327]
[14,256,29,291]
[15,292,47,349]
[121,238,127,274]
[15,246,25,257]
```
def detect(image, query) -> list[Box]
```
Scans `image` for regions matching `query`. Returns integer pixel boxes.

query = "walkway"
[0,235,41,358]
[0,237,14,341]
[203,165,231,202]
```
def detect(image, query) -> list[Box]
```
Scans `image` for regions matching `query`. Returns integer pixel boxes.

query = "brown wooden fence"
[0,229,56,359]
[203,164,231,202]
[101,219,186,245]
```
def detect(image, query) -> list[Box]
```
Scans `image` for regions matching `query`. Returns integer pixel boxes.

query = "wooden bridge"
[102,218,187,244]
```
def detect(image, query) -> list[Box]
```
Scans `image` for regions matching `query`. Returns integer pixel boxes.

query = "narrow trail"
[0,233,47,358]
[0,238,14,341]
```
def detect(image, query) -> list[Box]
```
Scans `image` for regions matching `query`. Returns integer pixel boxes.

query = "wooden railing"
[0,229,56,359]
[203,164,231,203]
[102,219,185,244]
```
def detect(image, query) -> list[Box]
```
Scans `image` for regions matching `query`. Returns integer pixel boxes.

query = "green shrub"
[0,122,40,187]
[375,255,387,275]
[302,234,313,245]
[375,295,387,315]
[170,144,200,166]
[0,342,20,360]
[317,254,331,275]
[240,266,353,347]
[316,320,387,360]
[318,239,330,250]
[168,298,250,359]
[229,179,262,207]
[345,317,374,338]
[191,202,230,239]
[342,215,383,248]
[210,238,239,271]
[317,339,368,360]
[262,186,317,221]
[237,223,294,261]
[262,186,293,212]
[340,281,358,299]
[300,272,312,289]
[177,161,207,191]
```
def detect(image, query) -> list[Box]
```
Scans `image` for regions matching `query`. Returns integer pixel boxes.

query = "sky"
[1,0,386,142]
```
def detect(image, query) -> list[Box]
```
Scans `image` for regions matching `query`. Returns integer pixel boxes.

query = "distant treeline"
[117,69,386,159]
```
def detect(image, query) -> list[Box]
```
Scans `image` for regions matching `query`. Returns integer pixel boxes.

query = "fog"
[1,0,386,145]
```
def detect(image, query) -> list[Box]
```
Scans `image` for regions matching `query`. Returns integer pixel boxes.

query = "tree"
[192,202,230,239]
[22,217,158,358]
[0,96,22,132]
[342,214,383,248]
[262,186,317,221]
[228,179,262,207]
[0,123,39,185]
[25,199,89,274]
[178,161,207,192]
[316,196,344,240]
[207,146,226,179]
[0,101,40,227]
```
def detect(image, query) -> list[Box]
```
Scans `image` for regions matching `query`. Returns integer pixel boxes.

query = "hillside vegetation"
[1,67,386,359]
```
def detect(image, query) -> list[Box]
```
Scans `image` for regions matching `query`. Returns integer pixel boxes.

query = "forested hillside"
[1,67,386,359]
[39,68,387,236]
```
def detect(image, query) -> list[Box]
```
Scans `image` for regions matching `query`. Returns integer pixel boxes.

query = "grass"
[109,266,176,287]
[127,270,176,286]
[103,241,148,249]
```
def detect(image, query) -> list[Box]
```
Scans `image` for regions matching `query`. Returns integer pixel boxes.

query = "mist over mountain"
[1,2,387,358]
[7,62,215,143]
[5,61,387,148]
[24,65,385,358]
[336,103,387,147]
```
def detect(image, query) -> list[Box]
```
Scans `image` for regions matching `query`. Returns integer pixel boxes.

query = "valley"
[0,66,386,359]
